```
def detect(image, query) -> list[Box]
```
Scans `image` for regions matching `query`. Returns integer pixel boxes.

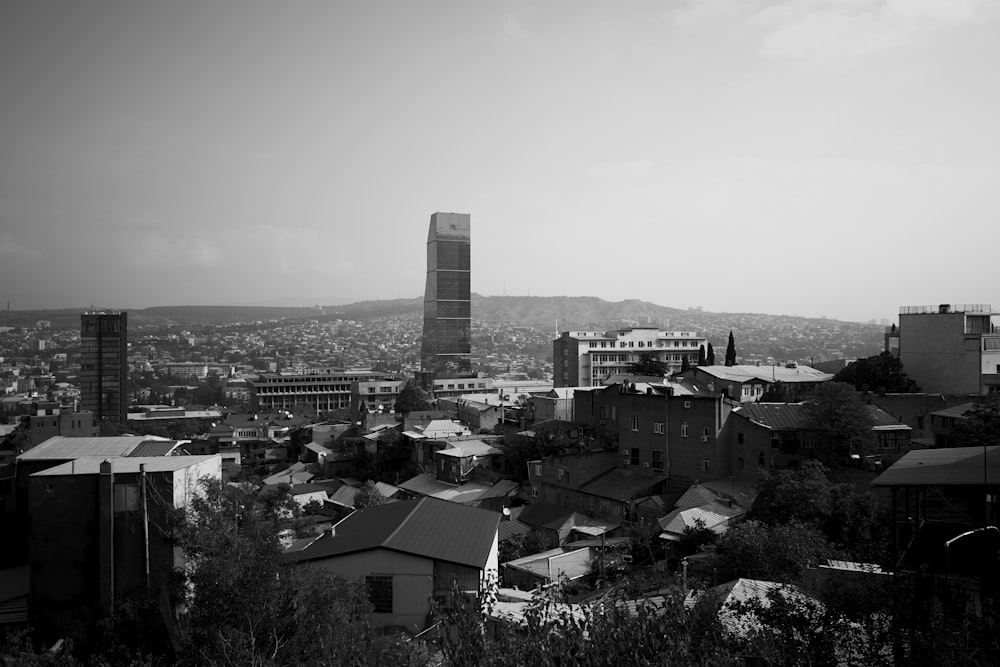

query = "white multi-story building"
[553,328,706,388]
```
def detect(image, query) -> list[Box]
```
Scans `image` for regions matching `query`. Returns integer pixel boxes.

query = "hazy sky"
[2,1,998,322]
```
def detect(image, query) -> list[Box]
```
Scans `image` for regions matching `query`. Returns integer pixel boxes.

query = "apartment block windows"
[366,575,393,613]
[630,416,639,431]
[680,422,688,437]
[701,458,711,472]
[653,422,664,434]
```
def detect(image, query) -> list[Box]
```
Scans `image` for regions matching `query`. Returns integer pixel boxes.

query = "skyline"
[2,1,999,323]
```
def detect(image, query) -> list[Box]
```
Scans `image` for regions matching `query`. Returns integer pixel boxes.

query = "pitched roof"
[516,503,576,530]
[873,446,1000,487]
[397,473,516,504]
[31,455,219,476]
[437,440,503,458]
[17,436,171,461]
[695,364,833,384]
[735,403,907,431]
[288,497,500,568]
[579,468,668,502]
[126,440,184,457]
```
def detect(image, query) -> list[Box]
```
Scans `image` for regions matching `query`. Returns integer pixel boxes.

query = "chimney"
[98,459,115,614]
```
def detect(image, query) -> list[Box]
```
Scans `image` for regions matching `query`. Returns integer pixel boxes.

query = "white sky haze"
[1,0,998,322]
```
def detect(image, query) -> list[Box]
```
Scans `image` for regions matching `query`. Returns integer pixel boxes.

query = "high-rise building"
[80,311,128,423]
[421,212,472,378]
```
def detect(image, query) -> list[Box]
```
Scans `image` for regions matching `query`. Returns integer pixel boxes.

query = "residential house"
[674,364,833,403]
[285,497,500,633]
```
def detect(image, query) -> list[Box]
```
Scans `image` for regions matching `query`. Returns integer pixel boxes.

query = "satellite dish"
[502,507,511,517]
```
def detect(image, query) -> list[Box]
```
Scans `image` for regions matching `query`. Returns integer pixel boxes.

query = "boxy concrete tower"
[421,212,472,378]
[80,311,128,423]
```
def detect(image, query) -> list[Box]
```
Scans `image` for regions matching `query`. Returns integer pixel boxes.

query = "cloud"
[0,232,41,258]
[670,0,999,69]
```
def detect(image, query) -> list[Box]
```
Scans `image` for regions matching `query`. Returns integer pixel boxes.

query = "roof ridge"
[382,497,424,547]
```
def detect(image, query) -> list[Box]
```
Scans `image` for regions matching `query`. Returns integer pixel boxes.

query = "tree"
[354,480,387,509]
[395,380,432,415]
[802,382,875,465]
[626,353,669,378]
[715,519,839,583]
[750,462,889,562]
[706,343,716,366]
[833,352,919,393]
[680,356,691,373]
[725,331,737,367]
[172,477,407,665]
[698,345,706,366]
[950,393,1000,449]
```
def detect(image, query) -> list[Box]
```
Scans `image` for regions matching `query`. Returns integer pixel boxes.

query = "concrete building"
[19,400,98,448]
[249,368,396,415]
[79,311,128,423]
[28,455,221,638]
[420,212,472,380]
[886,304,1000,395]
[553,328,706,388]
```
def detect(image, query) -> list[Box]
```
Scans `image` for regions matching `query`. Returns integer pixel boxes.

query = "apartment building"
[553,328,705,388]
[886,303,1000,395]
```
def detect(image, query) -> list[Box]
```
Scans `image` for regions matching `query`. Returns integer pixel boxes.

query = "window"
[680,422,688,437]
[703,427,710,438]
[533,464,542,477]
[684,401,691,409]
[652,450,664,471]
[630,416,639,431]
[531,487,539,498]
[701,458,711,472]
[631,448,640,465]
[916,416,925,429]
[738,432,744,444]
[738,456,745,469]
[653,422,664,434]
[557,468,566,481]
[114,484,139,512]
[366,575,393,613]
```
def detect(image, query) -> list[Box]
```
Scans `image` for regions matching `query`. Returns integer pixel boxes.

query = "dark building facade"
[80,311,128,423]
[421,212,472,379]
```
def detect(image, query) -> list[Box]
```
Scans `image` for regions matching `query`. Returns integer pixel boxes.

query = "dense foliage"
[834,352,920,393]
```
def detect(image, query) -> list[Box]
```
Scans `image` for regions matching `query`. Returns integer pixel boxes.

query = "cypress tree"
[697,345,706,366]
[725,330,737,367]
[706,343,715,366]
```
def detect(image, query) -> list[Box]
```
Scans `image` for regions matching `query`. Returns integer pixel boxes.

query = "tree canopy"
[725,331,737,367]
[833,352,919,393]
[951,393,1000,449]
[626,353,669,378]
[395,380,432,414]
[706,343,716,366]
[803,382,875,465]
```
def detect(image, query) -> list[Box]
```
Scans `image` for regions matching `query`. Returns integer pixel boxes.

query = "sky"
[1,0,998,323]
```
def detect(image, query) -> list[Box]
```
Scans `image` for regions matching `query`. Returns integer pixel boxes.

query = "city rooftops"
[899,304,996,315]
[691,364,833,384]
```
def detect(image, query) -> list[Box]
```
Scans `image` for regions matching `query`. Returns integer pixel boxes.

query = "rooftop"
[17,435,172,461]
[873,446,1000,487]
[31,455,219,476]
[287,497,500,568]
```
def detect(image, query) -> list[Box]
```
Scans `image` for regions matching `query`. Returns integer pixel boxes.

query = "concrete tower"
[80,311,128,423]
[421,212,472,379]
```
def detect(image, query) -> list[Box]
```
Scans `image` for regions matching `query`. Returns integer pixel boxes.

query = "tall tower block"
[80,311,128,423]
[421,212,472,378]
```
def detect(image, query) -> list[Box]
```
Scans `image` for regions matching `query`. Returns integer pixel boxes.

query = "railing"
[900,304,992,315]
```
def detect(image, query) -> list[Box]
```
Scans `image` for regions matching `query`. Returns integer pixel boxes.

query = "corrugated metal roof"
[696,365,833,384]
[289,497,500,568]
[31,455,219,476]
[873,446,1000,487]
[735,403,907,431]
[579,468,668,502]
[126,440,183,457]
[517,503,576,530]
[398,473,507,504]
[18,435,170,461]
[436,441,503,458]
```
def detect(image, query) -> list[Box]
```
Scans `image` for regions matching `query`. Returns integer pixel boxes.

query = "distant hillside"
[0,305,324,328]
